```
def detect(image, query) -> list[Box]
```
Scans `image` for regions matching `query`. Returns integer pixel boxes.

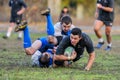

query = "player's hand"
[95,12,98,19]
[97,4,102,9]
[70,51,77,60]
[17,11,22,15]
[84,67,90,71]
[52,47,57,54]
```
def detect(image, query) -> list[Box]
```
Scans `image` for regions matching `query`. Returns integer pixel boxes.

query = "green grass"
[0,33,120,80]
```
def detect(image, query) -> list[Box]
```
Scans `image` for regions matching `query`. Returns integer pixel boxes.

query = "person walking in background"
[58,6,70,22]
[3,0,27,40]
[94,0,114,51]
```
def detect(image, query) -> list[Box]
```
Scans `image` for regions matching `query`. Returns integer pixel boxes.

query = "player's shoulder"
[82,33,93,43]
[62,36,70,41]
[82,33,89,38]
[81,33,89,39]
[60,36,70,45]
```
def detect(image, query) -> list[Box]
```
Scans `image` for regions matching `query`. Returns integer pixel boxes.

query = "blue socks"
[23,26,31,48]
[46,14,54,36]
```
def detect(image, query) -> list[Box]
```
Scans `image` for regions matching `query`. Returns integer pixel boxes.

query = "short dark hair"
[39,54,49,67]
[61,16,72,25]
[71,28,82,37]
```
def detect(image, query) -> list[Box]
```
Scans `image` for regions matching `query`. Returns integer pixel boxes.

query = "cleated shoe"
[95,42,104,49]
[15,20,27,32]
[41,8,50,15]
[104,46,111,51]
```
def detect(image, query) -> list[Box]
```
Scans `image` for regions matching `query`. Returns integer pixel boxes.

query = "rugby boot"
[104,46,111,51]
[41,8,50,15]
[15,20,27,32]
[95,41,104,49]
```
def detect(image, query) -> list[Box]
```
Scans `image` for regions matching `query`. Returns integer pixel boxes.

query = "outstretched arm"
[85,51,95,71]
[54,51,77,61]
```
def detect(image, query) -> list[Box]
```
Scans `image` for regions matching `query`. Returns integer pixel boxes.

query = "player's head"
[62,6,69,14]
[61,16,72,32]
[70,28,82,46]
[39,52,50,67]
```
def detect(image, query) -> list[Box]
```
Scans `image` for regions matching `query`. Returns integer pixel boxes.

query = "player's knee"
[10,23,15,27]
[25,49,34,55]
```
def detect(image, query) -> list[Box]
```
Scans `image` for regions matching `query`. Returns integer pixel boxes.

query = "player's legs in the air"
[41,8,57,45]
[16,22,42,66]
[41,8,54,36]
[15,21,41,55]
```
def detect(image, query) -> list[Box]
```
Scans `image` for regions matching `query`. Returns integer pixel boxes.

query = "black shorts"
[10,15,22,24]
[97,18,113,27]
[54,60,64,66]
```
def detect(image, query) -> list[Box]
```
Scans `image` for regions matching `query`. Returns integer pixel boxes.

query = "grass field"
[0,32,120,80]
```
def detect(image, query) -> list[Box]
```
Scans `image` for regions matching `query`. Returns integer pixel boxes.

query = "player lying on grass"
[14,14,57,67]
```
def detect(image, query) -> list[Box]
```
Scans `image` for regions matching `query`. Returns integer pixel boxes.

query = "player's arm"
[54,55,70,61]
[17,7,26,15]
[97,1,114,12]
[95,4,99,18]
[17,0,27,15]
[84,33,95,71]
[95,0,101,18]
[54,51,76,61]
[100,6,113,12]
[85,51,95,71]
[54,37,76,61]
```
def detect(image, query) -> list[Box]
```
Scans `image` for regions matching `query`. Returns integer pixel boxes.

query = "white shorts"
[31,50,42,67]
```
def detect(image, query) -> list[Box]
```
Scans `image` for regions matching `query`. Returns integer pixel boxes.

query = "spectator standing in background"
[58,6,70,22]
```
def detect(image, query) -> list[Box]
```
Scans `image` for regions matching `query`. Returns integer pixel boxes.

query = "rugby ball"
[64,46,74,57]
